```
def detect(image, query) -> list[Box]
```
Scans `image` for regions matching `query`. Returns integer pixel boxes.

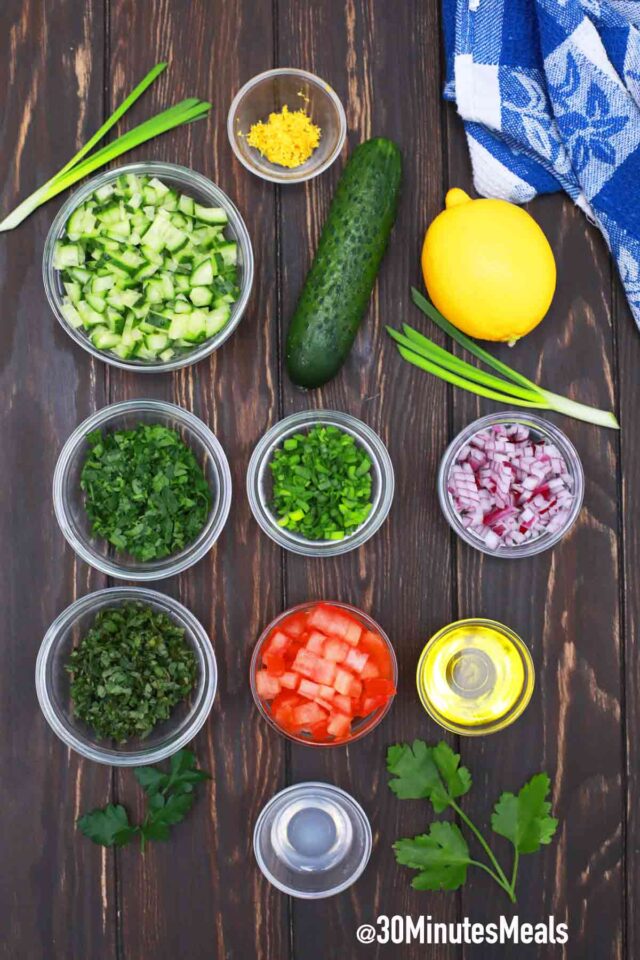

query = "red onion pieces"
[447,423,574,550]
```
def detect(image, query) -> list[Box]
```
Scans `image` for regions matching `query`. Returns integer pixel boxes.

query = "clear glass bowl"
[42,161,254,372]
[35,587,218,766]
[246,410,394,557]
[416,618,535,736]
[227,68,347,184]
[253,782,372,898]
[250,601,397,747]
[53,399,232,580]
[438,412,585,558]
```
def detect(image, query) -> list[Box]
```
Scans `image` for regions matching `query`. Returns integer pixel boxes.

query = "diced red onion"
[447,423,575,550]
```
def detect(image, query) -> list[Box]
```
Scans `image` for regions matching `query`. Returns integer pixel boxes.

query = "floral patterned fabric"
[442,0,640,327]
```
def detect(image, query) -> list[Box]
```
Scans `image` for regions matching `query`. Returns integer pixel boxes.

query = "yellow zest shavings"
[246,103,321,169]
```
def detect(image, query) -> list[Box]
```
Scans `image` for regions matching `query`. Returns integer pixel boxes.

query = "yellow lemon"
[421,188,556,342]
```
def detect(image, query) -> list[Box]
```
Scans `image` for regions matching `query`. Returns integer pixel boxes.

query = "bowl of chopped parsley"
[54,399,232,579]
[35,587,217,766]
[246,410,395,556]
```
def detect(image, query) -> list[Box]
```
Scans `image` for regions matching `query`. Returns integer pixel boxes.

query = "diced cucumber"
[190,257,215,286]
[61,302,83,328]
[178,195,195,216]
[189,286,214,307]
[193,203,228,224]
[53,242,84,269]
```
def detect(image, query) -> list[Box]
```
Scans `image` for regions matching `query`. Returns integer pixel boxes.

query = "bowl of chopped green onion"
[246,410,394,557]
[43,162,253,371]
[35,587,217,766]
[53,399,232,580]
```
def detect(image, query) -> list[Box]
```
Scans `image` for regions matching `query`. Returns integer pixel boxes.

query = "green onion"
[385,289,619,430]
[0,63,211,232]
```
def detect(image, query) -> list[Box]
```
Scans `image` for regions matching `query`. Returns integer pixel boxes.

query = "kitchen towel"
[442,0,640,328]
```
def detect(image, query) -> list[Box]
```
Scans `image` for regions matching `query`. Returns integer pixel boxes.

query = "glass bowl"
[438,412,585,558]
[253,782,372,899]
[42,161,254,372]
[416,618,535,736]
[53,399,232,580]
[35,587,218,766]
[250,601,397,747]
[227,68,347,184]
[246,410,394,557]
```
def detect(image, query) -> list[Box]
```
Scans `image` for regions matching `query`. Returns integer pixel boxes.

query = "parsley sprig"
[387,740,558,902]
[77,750,210,851]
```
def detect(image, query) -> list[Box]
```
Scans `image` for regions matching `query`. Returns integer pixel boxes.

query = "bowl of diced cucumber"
[43,162,254,371]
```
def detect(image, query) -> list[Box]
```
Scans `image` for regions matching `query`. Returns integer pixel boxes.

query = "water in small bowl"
[254,783,371,898]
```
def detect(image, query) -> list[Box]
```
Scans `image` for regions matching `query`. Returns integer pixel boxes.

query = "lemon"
[421,188,556,342]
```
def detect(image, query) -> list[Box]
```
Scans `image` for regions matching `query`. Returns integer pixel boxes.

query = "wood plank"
[444,107,624,957]
[105,2,288,958]
[276,2,459,957]
[0,2,114,958]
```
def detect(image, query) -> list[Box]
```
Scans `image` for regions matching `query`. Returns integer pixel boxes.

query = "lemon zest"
[246,104,321,169]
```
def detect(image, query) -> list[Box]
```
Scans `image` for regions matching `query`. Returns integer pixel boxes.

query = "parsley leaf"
[491,773,558,854]
[77,750,209,851]
[394,822,471,891]
[77,804,138,847]
[387,740,471,812]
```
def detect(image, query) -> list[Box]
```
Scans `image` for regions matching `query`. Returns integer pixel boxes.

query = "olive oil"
[417,620,534,735]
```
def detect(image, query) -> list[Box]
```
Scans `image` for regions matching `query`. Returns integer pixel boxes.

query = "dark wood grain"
[0,2,114,959]
[0,1,634,958]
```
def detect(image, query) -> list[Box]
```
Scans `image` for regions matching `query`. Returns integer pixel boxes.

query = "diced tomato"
[283,640,303,667]
[323,638,349,663]
[317,684,335,701]
[271,692,303,731]
[360,695,388,715]
[327,711,352,739]
[293,701,328,728]
[360,659,380,680]
[307,604,362,647]
[305,630,326,655]
[255,670,281,700]
[344,647,369,675]
[308,719,329,739]
[292,648,337,686]
[360,630,393,678]
[264,630,292,658]
[364,678,396,698]
[349,678,363,700]
[280,671,300,690]
[334,667,357,697]
[263,651,287,676]
[281,612,308,638]
[333,692,353,716]
[298,678,322,700]
[314,697,335,712]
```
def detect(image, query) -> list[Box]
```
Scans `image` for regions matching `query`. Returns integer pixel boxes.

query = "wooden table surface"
[1,1,636,958]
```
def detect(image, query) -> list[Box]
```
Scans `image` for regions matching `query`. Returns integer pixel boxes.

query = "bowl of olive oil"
[416,619,534,736]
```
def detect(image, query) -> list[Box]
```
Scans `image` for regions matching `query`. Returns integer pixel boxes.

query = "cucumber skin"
[286,137,402,388]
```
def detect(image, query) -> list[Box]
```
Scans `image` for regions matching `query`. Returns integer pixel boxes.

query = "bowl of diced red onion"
[438,412,584,558]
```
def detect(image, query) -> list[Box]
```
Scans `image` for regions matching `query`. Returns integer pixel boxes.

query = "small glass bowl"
[53,399,232,580]
[250,601,397,747]
[35,587,218,766]
[227,68,347,184]
[438,412,585,558]
[416,618,535,736]
[42,161,254,372]
[246,410,394,557]
[253,782,372,899]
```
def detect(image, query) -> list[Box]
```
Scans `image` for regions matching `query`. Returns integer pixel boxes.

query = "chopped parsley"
[67,602,198,742]
[80,423,211,561]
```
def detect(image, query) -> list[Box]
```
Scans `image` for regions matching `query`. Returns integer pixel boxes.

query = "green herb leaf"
[133,765,169,796]
[77,804,138,847]
[394,822,471,891]
[387,740,471,813]
[491,773,559,854]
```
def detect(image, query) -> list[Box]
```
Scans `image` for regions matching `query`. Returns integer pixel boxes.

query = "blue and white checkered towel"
[442,0,640,327]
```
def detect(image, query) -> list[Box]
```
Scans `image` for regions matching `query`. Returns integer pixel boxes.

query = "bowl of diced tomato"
[250,601,397,745]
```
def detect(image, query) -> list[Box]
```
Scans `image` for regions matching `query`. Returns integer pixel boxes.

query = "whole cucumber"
[286,137,402,388]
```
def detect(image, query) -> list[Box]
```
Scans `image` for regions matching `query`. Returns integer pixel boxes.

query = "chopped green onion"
[387,290,619,430]
[0,64,211,232]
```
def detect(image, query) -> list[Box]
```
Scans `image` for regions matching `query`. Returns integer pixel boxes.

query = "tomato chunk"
[344,647,369,675]
[265,630,292,658]
[293,701,328,728]
[298,678,322,700]
[360,659,380,680]
[281,612,308,638]
[360,630,392,678]
[263,651,287,676]
[334,667,357,697]
[327,711,352,739]
[305,630,326,655]
[323,638,349,663]
[333,692,353,716]
[292,648,336,686]
[307,604,362,646]
[364,678,396,698]
[255,670,281,700]
[280,671,300,690]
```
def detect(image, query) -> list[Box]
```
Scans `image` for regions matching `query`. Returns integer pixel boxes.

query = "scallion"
[0,63,211,232]
[385,290,619,430]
